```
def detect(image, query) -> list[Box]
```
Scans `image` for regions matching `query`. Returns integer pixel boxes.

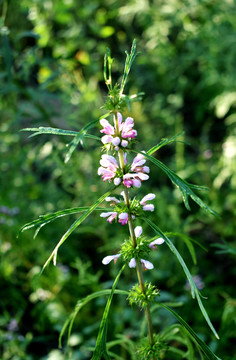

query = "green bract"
[128,282,160,309]
[120,236,150,262]
[137,334,167,360]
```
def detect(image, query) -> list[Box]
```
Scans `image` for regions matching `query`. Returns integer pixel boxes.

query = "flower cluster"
[102,226,164,271]
[98,152,149,188]
[100,192,156,225]
[100,112,137,149]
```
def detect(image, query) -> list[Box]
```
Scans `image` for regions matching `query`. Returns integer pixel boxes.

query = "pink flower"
[100,212,118,223]
[99,113,137,150]
[128,258,154,270]
[118,212,129,225]
[105,196,120,204]
[100,118,115,135]
[140,193,156,205]
[149,238,165,250]
[123,172,149,188]
[102,254,121,265]
[131,153,149,173]
[143,204,154,212]
[98,154,120,184]
[121,152,150,188]
[120,116,137,139]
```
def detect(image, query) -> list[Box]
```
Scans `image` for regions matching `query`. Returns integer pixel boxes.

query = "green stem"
[114,112,155,347]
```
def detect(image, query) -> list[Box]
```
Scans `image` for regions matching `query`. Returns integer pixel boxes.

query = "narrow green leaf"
[165,232,197,265]
[21,127,79,137]
[91,265,126,360]
[64,112,111,163]
[18,206,110,236]
[166,232,208,252]
[133,150,218,216]
[120,39,139,98]
[59,289,128,348]
[35,189,116,283]
[104,48,114,91]
[147,132,186,155]
[159,304,222,360]
[21,112,111,163]
[144,218,219,339]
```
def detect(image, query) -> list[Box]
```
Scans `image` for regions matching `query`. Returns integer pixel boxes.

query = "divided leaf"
[133,150,218,216]
[18,206,110,238]
[21,112,110,163]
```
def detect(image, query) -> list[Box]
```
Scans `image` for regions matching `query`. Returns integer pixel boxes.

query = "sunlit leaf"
[120,39,139,98]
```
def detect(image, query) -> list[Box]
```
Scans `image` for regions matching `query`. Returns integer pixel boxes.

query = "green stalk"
[114,112,155,347]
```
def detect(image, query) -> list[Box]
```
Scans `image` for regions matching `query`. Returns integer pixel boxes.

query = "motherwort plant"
[21,41,221,360]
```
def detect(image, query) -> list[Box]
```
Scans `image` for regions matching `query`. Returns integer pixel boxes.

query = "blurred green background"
[1,0,236,359]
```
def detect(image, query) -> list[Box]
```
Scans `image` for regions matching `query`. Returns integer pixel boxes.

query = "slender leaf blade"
[133,150,217,216]
[59,289,128,348]
[144,218,219,339]
[18,206,110,235]
[35,188,116,282]
[159,304,222,360]
[65,112,111,163]
[120,39,138,97]
[21,127,79,137]
[147,132,186,155]
[91,265,126,360]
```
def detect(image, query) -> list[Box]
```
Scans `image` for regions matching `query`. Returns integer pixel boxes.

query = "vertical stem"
[114,112,154,346]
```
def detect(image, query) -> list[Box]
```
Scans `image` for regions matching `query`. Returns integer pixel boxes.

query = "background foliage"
[1,0,236,359]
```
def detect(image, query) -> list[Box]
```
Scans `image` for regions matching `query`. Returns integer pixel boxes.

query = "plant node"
[137,334,167,360]
[128,282,159,309]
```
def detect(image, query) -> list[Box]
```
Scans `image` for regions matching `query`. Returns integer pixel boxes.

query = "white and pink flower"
[140,193,156,212]
[98,154,120,184]
[118,212,129,225]
[99,113,137,150]
[100,212,118,224]
[102,254,121,265]
[128,258,154,271]
[149,238,165,250]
